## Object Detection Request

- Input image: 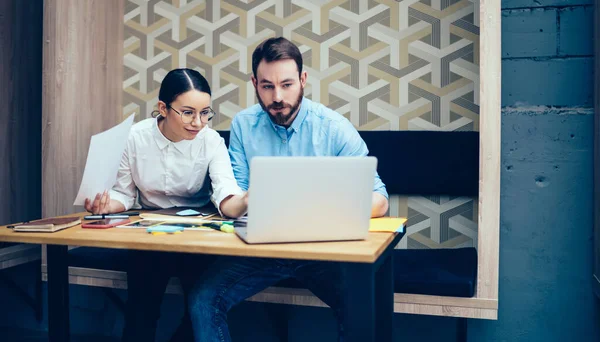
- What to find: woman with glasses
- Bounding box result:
[84,68,248,342]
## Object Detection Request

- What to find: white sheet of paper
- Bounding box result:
[73,114,135,205]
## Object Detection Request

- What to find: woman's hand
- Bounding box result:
[84,191,113,214]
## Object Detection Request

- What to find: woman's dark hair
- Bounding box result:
[252,37,303,79]
[156,68,211,110]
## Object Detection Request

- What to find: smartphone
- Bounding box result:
[82,218,130,229]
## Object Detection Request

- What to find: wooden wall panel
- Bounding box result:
[42,0,124,217]
[0,0,43,229]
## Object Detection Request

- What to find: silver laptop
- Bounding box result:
[235,156,377,244]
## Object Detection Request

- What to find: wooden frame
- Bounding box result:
[37,0,502,320]
[475,0,501,315]
[221,0,502,319]
[40,266,497,319]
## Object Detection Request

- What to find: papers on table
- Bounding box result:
[117,219,214,231]
[73,114,135,206]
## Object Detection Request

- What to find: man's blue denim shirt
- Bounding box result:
[228,97,388,198]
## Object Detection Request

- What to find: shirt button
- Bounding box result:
[282,139,287,143]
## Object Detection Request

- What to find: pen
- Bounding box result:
[150,231,182,235]
[203,220,233,225]
[84,215,129,220]
[202,222,235,233]
[7,221,29,229]
[119,211,140,216]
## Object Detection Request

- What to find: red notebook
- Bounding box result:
[13,217,81,233]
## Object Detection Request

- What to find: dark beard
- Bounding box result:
[257,87,304,127]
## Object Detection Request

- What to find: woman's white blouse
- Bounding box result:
[109,117,243,212]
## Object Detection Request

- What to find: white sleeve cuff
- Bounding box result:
[109,189,135,211]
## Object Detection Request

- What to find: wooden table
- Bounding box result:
[0,213,405,342]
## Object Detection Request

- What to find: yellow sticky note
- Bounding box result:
[369,217,407,233]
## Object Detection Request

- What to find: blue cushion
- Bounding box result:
[217,130,479,196]
[68,247,129,272]
[393,247,477,297]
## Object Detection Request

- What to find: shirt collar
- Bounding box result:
[266,97,309,133]
[152,117,195,155]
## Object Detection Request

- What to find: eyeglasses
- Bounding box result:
[168,106,215,124]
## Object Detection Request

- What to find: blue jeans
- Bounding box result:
[188,256,346,342]
[122,250,216,342]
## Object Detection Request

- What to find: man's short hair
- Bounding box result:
[252,37,303,79]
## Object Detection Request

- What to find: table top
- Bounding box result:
[0,213,399,263]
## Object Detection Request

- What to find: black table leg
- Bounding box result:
[375,253,394,342]
[35,259,43,322]
[47,245,69,342]
[342,262,375,342]
[342,232,404,342]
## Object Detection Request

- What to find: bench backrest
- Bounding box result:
[216,130,479,196]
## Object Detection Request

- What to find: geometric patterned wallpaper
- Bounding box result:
[390,195,478,249]
[122,0,480,249]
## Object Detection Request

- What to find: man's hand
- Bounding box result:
[371,192,389,218]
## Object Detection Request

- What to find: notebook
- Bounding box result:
[369,217,407,233]
[13,217,81,233]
